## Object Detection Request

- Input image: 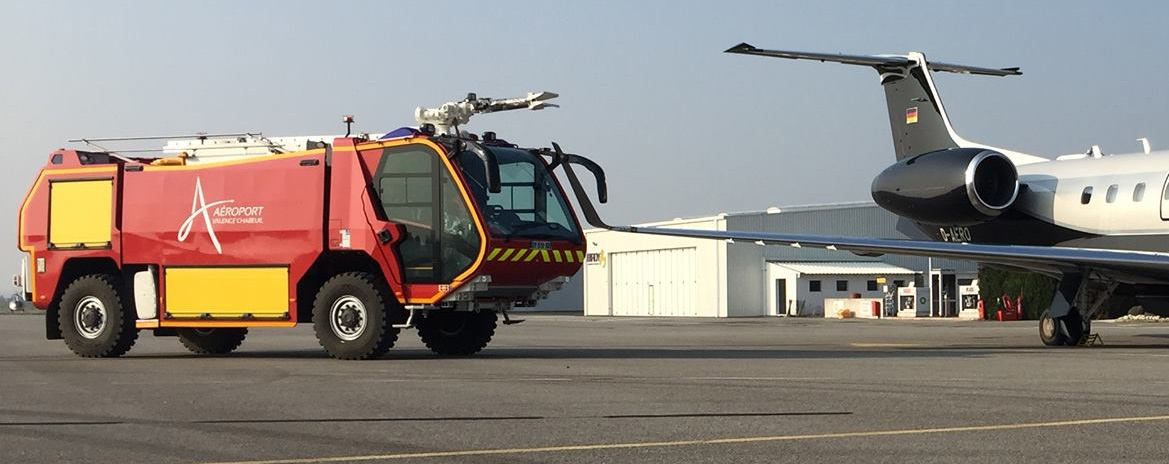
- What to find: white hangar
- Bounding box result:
[579,202,979,318]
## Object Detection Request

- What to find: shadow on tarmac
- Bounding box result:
[124,346,1014,361]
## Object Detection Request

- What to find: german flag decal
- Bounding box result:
[905,107,919,124]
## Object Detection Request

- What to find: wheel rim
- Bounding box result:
[74,296,107,340]
[330,296,367,341]
[1040,314,1057,339]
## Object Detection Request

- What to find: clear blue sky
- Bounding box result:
[2,0,1167,275]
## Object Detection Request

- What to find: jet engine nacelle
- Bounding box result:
[871,148,1019,226]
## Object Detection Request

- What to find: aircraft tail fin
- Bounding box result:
[725,43,1022,161]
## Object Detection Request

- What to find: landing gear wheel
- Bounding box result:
[1060,311,1088,346]
[1039,310,1067,346]
[312,272,400,360]
[177,328,247,355]
[417,311,497,356]
[58,274,138,358]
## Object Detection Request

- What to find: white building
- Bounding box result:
[581,203,978,318]
[767,261,917,317]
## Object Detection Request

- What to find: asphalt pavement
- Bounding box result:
[3,313,1169,463]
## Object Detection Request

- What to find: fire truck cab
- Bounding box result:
[16,91,605,360]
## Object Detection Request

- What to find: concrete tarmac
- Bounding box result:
[3,314,1169,463]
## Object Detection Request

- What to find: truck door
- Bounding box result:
[374,144,482,283]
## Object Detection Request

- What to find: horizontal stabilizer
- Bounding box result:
[725,43,1021,77]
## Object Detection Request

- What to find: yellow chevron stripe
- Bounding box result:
[511,249,528,262]
[498,248,515,261]
[577,250,585,262]
[565,250,574,263]
[486,248,502,261]
[525,250,540,262]
[540,250,550,262]
[552,250,563,262]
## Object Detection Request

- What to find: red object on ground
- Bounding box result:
[998,294,1024,321]
[996,310,1019,321]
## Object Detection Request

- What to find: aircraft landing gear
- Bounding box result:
[1043,272,1114,347]
[1040,309,1089,346]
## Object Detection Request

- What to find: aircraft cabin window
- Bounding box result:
[1081,186,1093,204]
[1106,185,1119,203]
[1134,183,1146,202]
[809,280,821,292]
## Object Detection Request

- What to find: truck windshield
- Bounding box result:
[455,147,581,243]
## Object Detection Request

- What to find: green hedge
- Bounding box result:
[977,266,1057,320]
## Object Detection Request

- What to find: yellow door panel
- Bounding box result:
[49,179,113,248]
[165,267,289,319]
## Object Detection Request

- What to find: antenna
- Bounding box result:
[342,115,355,137]
[1138,137,1152,155]
[415,91,559,135]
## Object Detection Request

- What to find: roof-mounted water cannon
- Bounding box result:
[414,91,559,136]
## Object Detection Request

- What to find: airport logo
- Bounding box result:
[178,177,264,254]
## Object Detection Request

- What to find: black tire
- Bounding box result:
[1039,310,1066,346]
[177,328,247,355]
[311,272,400,360]
[1061,311,1088,347]
[57,274,138,358]
[417,311,497,356]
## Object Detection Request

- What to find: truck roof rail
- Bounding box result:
[67,132,262,143]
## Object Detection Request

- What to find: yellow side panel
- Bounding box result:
[165,267,289,319]
[49,179,113,248]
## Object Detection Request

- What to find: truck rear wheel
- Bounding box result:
[417,311,497,356]
[312,272,400,360]
[58,274,138,358]
[177,328,247,355]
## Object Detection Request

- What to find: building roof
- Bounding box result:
[769,261,918,275]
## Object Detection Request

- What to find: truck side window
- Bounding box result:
[376,145,480,283]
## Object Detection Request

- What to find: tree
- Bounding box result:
[977,266,1057,320]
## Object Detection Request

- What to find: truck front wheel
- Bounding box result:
[177,328,247,355]
[311,272,400,360]
[58,274,138,358]
[417,311,497,356]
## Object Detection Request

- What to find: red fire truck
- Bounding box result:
[15,92,607,360]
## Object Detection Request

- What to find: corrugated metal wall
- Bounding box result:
[726,241,766,316]
[725,204,976,273]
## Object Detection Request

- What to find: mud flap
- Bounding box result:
[45,302,62,340]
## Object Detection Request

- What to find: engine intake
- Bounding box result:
[871,148,1019,226]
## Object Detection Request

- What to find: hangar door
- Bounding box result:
[609,248,698,316]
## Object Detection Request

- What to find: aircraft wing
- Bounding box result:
[556,152,1169,280]
[591,225,1169,278]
